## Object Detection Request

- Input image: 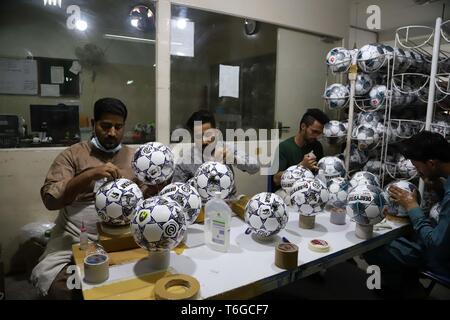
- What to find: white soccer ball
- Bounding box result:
[324,83,349,109]
[346,184,387,225]
[396,156,417,179]
[324,120,347,138]
[429,203,441,224]
[354,123,380,149]
[194,161,234,202]
[326,47,352,73]
[355,73,374,96]
[95,178,143,225]
[244,192,289,238]
[317,156,346,181]
[431,121,450,138]
[349,144,370,168]
[385,180,421,217]
[281,165,315,194]
[369,85,387,109]
[159,182,202,225]
[357,44,386,73]
[326,177,350,208]
[290,178,329,216]
[395,48,411,72]
[349,171,380,188]
[132,142,174,185]
[131,196,186,251]
[357,111,380,127]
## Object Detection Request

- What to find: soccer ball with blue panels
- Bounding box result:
[159,182,202,225]
[194,161,234,202]
[346,184,387,225]
[132,142,174,185]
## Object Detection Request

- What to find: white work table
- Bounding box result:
[78,210,410,299]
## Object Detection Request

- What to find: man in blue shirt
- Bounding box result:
[364,131,450,298]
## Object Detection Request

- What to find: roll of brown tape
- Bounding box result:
[154,274,200,300]
[275,243,298,270]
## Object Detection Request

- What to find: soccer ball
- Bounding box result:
[346,184,387,225]
[324,83,349,109]
[244,192,289,238]
[349,171,380,188]
[395,48,411,72]
[355,73,374,96]
[326,47,352,73]
[326,177,350,208]
[159,182,202,225]
[363,160,382,175]
[357,43,386,73]
[429,203,441,224]
[348,143,369,168]
[431,121,450,137]
[187,177,197,189]
[317,156,346,181]
[281,165,315,194]
[397,156,417,178]
[95,178,143,225]
[385,180,421,217]
[290,178,329,216]
[194,161,234,202]
[132,142,174,185]
[369,85,387,109]
[391,88,405,107]
[131,196,186,251]
[354,123,380,149]
[410,51,424,73]
[323,120,347,138]
[357,111,380,127]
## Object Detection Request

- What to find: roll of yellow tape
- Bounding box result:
[154,274,200,300]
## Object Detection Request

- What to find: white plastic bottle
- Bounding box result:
[204,192,231,252]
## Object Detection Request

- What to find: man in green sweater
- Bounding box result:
[364,131,450,298]
[272,108,330,189]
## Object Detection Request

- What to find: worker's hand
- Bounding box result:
[389,185,419,211]
[300,153,318,171]
[91,162,122,181]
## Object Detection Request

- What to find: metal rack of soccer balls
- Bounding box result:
[323,17,450,223]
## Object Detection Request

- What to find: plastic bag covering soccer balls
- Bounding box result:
[326,47,352,73]
[131,196,186,251]
[324,83,349,109]
[290,178,329,216]
[95,178,143,225]
[317,156,346,181]
[324,120,347,138]
[357,43,386,73]
[346,184,387,226]
[349,171,380,189]
[194,161,234,202]
[159,182,202,225]
[132,142,174,185]
[385,180,421,217]
[281,165,315,194]
[326,177,350,208]
[244,192,289,238]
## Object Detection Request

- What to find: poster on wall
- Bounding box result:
[0,58,38,95]
[219,64,239,98]
[170,19,194,57]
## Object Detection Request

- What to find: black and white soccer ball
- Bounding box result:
[317,156,346,181]
[369,85,387,109]
[396,155,417,178]
[357,43,386,73]
[132,142,174,185]
[357,111,380,127]
[391,88,405,107]
[385,180,421,217]
[324,83,349,109]
[326,177,350,208]
[349,171,380,188]
[348,143,370,169]
[281,165,315,195]
[354,123,380,149]
[159,182,202,225]
[355,73,374,96]
[187,177,197,189]
[409,51,424,73]
[194,161,234,202]
[95,178,143,226]
[326,47,352,73]
[395,48,411,72]
[131,196,186,251]
[244,192,289,239]
[346,184,387,225]
[363,159,382,175]
[323,120,347,138]
[431,121,450,138]
[290,178,329,216]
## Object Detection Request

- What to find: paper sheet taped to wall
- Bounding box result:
[0,58,38,95]
[219,64,239,98]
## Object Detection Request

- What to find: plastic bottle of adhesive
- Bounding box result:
[204,192,231,252]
